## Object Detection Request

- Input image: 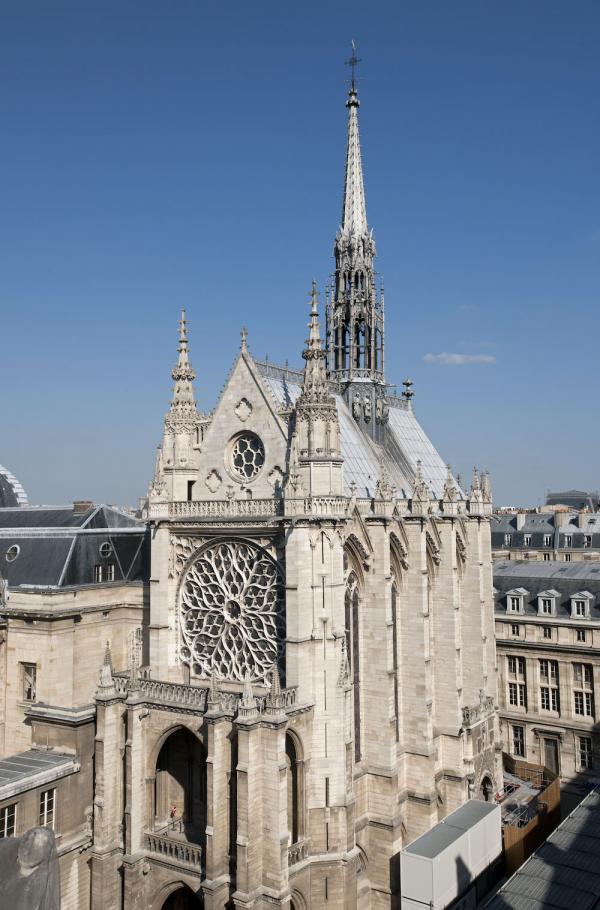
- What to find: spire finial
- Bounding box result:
[240,326,248,352]
[345,40,361,93]
[179,307,188,345]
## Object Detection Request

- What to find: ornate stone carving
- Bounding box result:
[352,392,362,419]
[179,539,285,682]
[169,536,197,579]
[267,466,284,488]
[363,394,372,422]
[230,433,265,481]
[205,470,222,494]
[234,397,253,422]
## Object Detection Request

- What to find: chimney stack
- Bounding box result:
[73,500,94,515]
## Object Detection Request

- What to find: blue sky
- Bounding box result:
[1,1,599,508]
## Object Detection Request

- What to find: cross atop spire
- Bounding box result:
[345,40,361,92]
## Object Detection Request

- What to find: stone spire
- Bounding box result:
[341,84,368,239]
[327,60,385,388]
[165,309,201,434]
[98,641,116,695]
[301,282,329,401]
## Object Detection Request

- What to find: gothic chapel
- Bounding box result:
[91,74,500,910]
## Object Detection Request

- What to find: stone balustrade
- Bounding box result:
[288,840,309,866]
[145,831,202,870]
[462,694,495,728]
[150,498,283,521]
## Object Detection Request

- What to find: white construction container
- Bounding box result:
[400,800,501,910]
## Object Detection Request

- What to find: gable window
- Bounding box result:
[21,663,36,702]
[39,789,55,830]
[0,803,16,838]
[540,599,552,614]
[571,594,592,618]
[509,597,520,612]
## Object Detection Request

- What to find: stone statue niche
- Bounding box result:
[0,826,60,909]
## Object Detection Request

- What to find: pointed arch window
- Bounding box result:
[285,733,304,845]
[391,574,400,742]
[345,570,361,762]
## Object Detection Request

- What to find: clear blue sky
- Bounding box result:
[1,1,599,508]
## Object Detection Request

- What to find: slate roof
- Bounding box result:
[258,365,450,499]
[485,788,600,910]
[494,561,600,621]
[0,464,28,508]
[0,504,149,589]
[492,512,600,550]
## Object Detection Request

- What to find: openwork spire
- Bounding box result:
[164,308,201,434]
[327,54,384,386]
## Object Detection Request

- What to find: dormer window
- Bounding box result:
[585,535,592,548]
[565,535,573,547]
[537,590,559,617]
[524,535,532,547]
[504,534,512,547]
[571,591,593,619]
[506,588,528,614]
[544,534,553,547]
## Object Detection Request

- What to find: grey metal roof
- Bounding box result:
[0,748,79,801]
[494,561,600,621]
[259,367,450,499]
[0,505,148,590]
[404,818,465,858]
[486,789,600,910]
[492,511,600,550]
[0,464,28,508]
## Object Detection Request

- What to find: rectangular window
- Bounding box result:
[544,535,553,547]
[543,552,551,561]
[39,789,55,830]
[540,686,559,712]
[579,736,593,769]
[509,596,521,612]
[0,804,16,838]
[565,535,572,547]
[585,535,592,548]
[524,535,532,546]
[574,600,586,617]
[511,624,520,636]
[565,554,572,562]
[508,656,517,675]
[94,564,102,583]
[577,629,587,643]
[509,682,518,706]
[543,626,552,639]
[504,534,512,546]
[105,563,115,581]
[21,663,37,702]
[540,598,553,614]
[512,725,525,757]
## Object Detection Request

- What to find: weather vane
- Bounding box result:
[345,40,361,91]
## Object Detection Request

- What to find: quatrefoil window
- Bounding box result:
[229,432,265,481]
[179,539,285,681]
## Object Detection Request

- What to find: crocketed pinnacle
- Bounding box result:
[301,282,328,399]
[165,308,200,430]
[341,86,368,238]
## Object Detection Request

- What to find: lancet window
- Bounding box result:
[345,565,362,762]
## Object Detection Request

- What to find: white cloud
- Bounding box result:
[423,352,497,366]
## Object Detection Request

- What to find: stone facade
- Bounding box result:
[83,80,500,910]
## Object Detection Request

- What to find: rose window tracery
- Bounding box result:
[230,433,265,481]
[179,539,285,681]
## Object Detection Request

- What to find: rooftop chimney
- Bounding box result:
[73,500,94,515]
[553,509,570,529]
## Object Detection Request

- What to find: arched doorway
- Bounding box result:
[479,776,493,802]
[160,885,203,910]
[154,728,207,845]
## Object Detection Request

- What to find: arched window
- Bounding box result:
[345,570,361,762]
[286,733,303,844]
[391,576,400,742]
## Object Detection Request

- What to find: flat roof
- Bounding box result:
[0,749,79,801]
[403,799,498,859]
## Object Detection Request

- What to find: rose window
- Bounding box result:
[230,433,265,481]
[179,539,285,681]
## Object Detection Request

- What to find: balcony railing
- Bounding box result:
[145,831,203,870]
[288,840,309,866]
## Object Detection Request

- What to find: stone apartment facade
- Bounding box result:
[1,75,500,910]
[492,509,600,563]
[495,560,600,786]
